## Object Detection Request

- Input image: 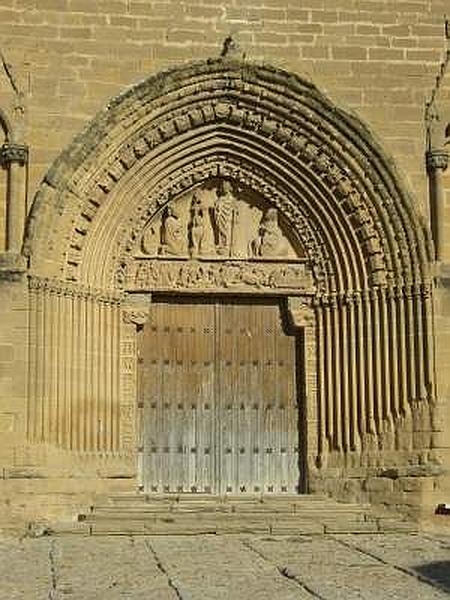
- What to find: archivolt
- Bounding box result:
[25,59,432,292]
[24,59,437,465]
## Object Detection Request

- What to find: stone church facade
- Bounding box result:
[0,1,449,526]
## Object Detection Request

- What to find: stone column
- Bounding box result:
[122,294,152,491]
[426,148,448,261]
[0,142,28,254]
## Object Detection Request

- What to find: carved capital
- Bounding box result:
[287,296,315,328]
[352,290,362,305]
[426,148,449,172]
[0,143,28,166]
[420,282,432,299]
[122,294,152,326]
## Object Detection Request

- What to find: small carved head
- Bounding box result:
[263,208,279,223]
[218,179,233,196]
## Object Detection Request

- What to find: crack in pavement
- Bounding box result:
[331,535,450,595]
[144,539,184,600]
[241,538,326,600]
[48,539,58,600]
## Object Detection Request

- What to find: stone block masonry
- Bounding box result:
[0,0,449,527]
[0,0,447,234]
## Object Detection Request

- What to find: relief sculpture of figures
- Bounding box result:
[128,259,312,291]
[139,184,298,261]
[250,208,289,258]
[213,180,236,256]
[159,204,185,256]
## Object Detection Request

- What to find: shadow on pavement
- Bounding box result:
[413,561,450,593]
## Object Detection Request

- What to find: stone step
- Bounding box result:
[89,511,370,521]
[73,513,381,536]
[106,493,332,505]
[89,500,368,515]
[101,494,367,512]
[65,494,417,536]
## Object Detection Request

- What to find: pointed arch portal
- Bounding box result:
[24,58,436,496]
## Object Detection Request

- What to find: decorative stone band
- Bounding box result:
[0,142,28,166]
[28,274,123,304]
[316,282,432,307]
[426,148,449,172]
[124,258,314,294]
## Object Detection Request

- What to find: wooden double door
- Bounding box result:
[139,296,302,495]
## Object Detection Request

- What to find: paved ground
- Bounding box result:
[1,533,449,599]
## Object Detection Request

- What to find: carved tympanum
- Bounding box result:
[138,179,301,262]
[126,179,309,293]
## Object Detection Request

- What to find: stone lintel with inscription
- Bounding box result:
[126,257,314,294]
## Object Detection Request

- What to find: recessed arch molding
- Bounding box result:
[23,59,439,493]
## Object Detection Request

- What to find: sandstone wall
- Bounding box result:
[0,0,449,524]
[0,1,446,223]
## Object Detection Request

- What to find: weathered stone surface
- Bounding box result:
[0,2,449,528]
[248,535,450,600]
[0,533,449,599]
[0,537,51,600]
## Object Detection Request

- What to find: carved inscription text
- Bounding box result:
[127,258,313,293]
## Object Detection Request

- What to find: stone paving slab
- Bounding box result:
[339,533,450,593]
[248,535,450,600]
[0,533,449,599]
[149,535,307,599]
[51,537,178,600]
[0,537,51,600]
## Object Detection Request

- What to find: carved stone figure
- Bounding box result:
[141,224,159,255]
[213,180,235,256]
[250,208,288,258]
[189,193,205,256]
[159,204,185,256]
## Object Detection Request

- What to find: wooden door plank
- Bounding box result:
[141,295,301,496]
[216,298,300,496]
[142,299,216,494]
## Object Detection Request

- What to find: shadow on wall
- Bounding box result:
[413,561,450,593]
